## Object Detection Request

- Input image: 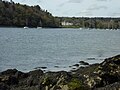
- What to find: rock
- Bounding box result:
[26,70,44,86]
[40,67,47,69]
[0,55,120,90]
[73,64,79,67]
[0,83,9,90]
[0,69,18,76]
[72,68,76,70]
[0,75,18,85]
[15,71,29,79]
[87,58,96,60]
[85,55,120,89]
[29,69,43,76]
[34,67,47,70]
[54,66,59,68]
[50,85,61,90]
[79,61,89,65]
[95,82,120,90]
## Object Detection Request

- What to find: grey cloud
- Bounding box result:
[87,5,108,11]
[37,0,42,2]
[37,0,42,3]
[21,0,42,3]
[62,10,69,14]
[68,0,83,3]
[97,0,107,1]
[77,10,93,16]
[111,12,120,16]
[97,0,111,1]
[59,2,66,7]
[77,5,108,16]
[21,0,26,2]
[58,0,83,7]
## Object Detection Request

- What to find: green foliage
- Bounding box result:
[42,77,51,86]
[0,1,60,27]
[68,78,84,90]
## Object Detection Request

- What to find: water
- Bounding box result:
[0,28,120,72]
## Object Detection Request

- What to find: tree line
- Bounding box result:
[56,17,120,29]
[0,0,60,28]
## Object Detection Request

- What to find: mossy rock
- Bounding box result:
[68,78,84,90]
[42,77,51,86]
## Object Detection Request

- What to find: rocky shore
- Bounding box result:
[0,55,120,90]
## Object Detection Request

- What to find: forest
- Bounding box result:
[0,0,60,28]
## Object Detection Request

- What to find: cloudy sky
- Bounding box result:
[10,0,120,17]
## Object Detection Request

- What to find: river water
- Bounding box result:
[0,28,120,72]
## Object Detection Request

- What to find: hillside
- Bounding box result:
[0,0,60,28]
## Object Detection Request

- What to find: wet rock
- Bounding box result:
[34,67,47,70]
[87,58,96,60]
[40,67,47,69]
[72,68,76,70]
[54,66,59,68]
[73,64,79,67]
[79,61,89,65]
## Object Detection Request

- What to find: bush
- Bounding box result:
[68,78,84,90]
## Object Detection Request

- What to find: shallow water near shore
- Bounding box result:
[0,28,120,72]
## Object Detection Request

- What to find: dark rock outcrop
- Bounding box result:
[79,61,89,65]
[82,55,120,89]
[0,55,120,90]
[95,82,120,90]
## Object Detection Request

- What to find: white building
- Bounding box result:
[61,21,73,26]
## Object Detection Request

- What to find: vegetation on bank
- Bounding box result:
[68,78,84,90]
[0,0,60,28]
[56,17,120,29]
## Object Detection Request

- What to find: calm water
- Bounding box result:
[0,28,120,72]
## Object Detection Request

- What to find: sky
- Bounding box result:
[8,0,120,17]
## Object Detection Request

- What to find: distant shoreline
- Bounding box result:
[0,27,120,30]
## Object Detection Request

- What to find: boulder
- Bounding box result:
[79,61,89,65]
